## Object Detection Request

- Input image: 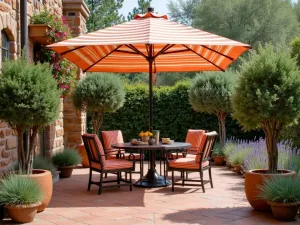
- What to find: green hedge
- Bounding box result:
[88,81,264,142]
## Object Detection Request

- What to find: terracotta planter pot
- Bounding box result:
[23,169,52,213]
[78,144,89,168]
[267,201,300,221]
[58,166,74,178]
[245,169,296,212]
[28,24,51,45]
[233,165,243,175]
[142,136,150,142]
[213,156,225,166]
[6,203,41,223]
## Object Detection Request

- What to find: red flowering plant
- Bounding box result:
[31,10,77,96]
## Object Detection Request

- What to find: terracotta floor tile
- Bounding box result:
[3,164,299,225]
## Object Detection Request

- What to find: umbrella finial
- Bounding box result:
[147,7,154,13]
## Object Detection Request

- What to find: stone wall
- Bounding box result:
[62,0,89,149]
[0,0,89,172]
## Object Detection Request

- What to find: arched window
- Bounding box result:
[1,30,10,62]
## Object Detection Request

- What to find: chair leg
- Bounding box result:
[117,172,120,187]
[130,172,132,191]
[200,171,205,193]
[209,167,213,188]
[98,172,104,195]
[172,170,174,192]
[88,168,92,191]
[182,172,185,186]
[186,171,188,179]
[105,173,107,178]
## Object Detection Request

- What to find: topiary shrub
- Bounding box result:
[232,44,300,173]
[189,71,236,148]
[0,56,61,174]
[72,73,125,134]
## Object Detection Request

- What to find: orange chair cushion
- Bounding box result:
[185,129,205,153]
[101,130,124,150]
[169,158,209,169]
[91,159,133,170]
[195,134,208,163]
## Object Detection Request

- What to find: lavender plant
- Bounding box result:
[243,139,300,172]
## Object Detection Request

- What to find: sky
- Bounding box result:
[119,0,169,17]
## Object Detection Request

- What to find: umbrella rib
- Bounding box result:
[153,44,175,59]
[115,50,139,54]
[83,45,123,72]
[201,45,234,61]
[59,46,86,56]
[182,44,225,72]
[125,44,147,59]
[161,49,190,55]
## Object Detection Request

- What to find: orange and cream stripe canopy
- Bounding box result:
[47,11,250,73]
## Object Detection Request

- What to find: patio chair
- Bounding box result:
[82,133,135,195]
[166,129,205,159]
[101,130,144,178]
[167,131,218,192]
[101,130,143,160]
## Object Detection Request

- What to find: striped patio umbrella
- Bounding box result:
[47,8,250,131]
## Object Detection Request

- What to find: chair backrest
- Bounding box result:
[101,130,124,151]
[82,133,106,165]
[195,131,218,163]
[185,129,205,153]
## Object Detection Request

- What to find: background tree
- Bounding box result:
[72,73,125,134]
[189,71,236,148]
[127,0,152,21]
[167,0,198,25]
[232,44,300,173]
[85,0,124,31]
[0,57,61,174]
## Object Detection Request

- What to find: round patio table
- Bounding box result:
[111,142,191,188]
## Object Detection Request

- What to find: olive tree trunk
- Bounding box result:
[262,121,283,174]
[91,110,104,135]
[17,126,40,174]
[216,112,227,149]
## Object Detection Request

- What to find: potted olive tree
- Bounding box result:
[52,149,81,178]
[0,55,61,212]
[72,73,125,166]
[0,175,43,223]
[258,176,300,221]
[189,71,235,149]
[232,44,300,211]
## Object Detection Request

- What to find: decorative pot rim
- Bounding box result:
[267,201,300,207]
[213,155,225,158]
[246,169,296,175]
[5,202,41,209]
[19,169,51,177]
[29,24,50,28]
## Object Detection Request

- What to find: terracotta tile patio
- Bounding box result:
[1,163,299,225]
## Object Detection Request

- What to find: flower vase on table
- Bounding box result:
[139,131,153,143]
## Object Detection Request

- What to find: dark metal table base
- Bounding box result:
[134,168,171,187]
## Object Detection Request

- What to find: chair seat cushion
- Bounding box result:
[169,158,209,169]
[106,153,143,160]
[91,159,133,170]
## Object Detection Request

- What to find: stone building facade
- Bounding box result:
[0,0,89,172]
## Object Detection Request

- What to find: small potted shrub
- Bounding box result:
[228,147,253,175]
[52,149,81,178]
[212,148,226,166]
[258,176,300,221]
[0,175,42,223]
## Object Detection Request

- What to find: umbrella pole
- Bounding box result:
[149,59,153,132]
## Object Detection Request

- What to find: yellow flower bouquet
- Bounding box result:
[139,131,153,142]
